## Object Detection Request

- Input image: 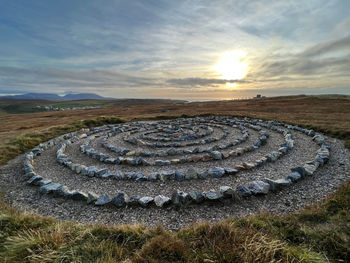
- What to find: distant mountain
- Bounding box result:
[62,93,106,100]
[1,92,112,101]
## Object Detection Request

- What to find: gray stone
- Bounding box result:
[303,164,317,175]
[138,196,154,207]
[95,168,108,177]
[220,186,235,198]
[287,172,302,182]
[208,167,225,178]
[166,147,177,155]
[248,181,270,195]
[95,194,111,205]
[87,192,99,204]
[154,195,171,207]
[224,168,239,175]
[189,191,204,203]
[148,172,159,181]
[135,172,147,181]
[171,190,191,206]
[291,167,306,177]
[127,195,141,206]
[111,192,129,207]
[175,170,185,181]
[112,170,124,180]
[236,185,252,197]
[37,179,52,186]
[39,183,63,195]
[70,191,88,201]
[185,168,198,180]
[160,170,175,181]
[27,175,42,185]
[87,166,97,177]
[210,151,222,160]
[155,160,171,166]
[204,191,223,201]
[263,178,292,192]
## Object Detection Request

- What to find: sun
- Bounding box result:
[214,50,248,80]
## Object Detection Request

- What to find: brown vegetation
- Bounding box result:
[0,94,349,262]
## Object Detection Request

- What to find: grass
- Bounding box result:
[0,116,125,165]
[0,95,349,262]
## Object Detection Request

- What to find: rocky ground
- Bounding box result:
[0,118,349,230]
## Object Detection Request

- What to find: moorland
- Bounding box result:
[0,94,349,262]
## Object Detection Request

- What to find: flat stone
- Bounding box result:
[87,166,97,177]
[148,172,159,181]
[208,167,225,178]
[234,165,246,171]
[134,172,147,181]
[172,190,191,206]
[291,167,307,177]
[39,183,63,195]
[138,196,154,207]
[220,186,235,198]
[70,191,88,201]
[155,160,171,166]
[210,151,222,160]
[27,175,42,185]
[175,170,185,181]
[112,170,124,180]
[189,191,205,203]
[154,195,171,207]
[303,164,317,175]
[37,179,52,186]
[185,168,198,180]
[95,194,111,206]
[87,192,99,204]
[204,191,223,201]
[236,185,252,197]
[224,168,239,175]
[160,170,175,181]
[127,195,141,206]
[95,168,108,177]
[111,192,129,207]
[248,181,270,195]
[243,162,255,169]
[287,172,302,182]
[263,178,292,192]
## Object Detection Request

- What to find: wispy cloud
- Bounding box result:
[0,0,349,99]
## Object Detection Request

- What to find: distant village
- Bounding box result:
[35,105,102,111]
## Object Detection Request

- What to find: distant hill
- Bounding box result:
[1,92,111,101]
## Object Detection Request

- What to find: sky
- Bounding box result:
[0,0,349,100]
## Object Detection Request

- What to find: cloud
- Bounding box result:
[167,78,248,87]
[301,35,350,57]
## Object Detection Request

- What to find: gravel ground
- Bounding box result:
[0,123,349,230]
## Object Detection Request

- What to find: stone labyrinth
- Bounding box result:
[24,116,331,209]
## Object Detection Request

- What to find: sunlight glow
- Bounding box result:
[225,82,236,89]
[214,51,248,81]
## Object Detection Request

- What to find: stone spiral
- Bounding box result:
[23,116,330,208]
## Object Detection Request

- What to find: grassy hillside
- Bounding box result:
[0,98,185,114]
[0,95,349,262]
